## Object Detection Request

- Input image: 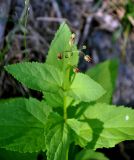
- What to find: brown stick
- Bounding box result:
[51,0,62,18]
[37,17,66,23]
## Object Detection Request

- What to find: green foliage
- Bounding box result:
[46,22,79,71]
[68,73,105,102]
[67,119,92,147]
[0,148,37,160]
[0,22,134,160]
[75,149,109,160]
[86,59,119,103]
[78,103,134,149]
[5,62,63,94]
[122,0,134,29]
[44,91,64,108]
[46,123,70,160]
[0,98,47,153]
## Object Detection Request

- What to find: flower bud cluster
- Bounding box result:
[57,33,92,73]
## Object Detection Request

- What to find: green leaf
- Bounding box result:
[0,148,37,160]
[46,22,79,70]
[44,92,74,108]
[45,113,71,160]
[67,73,106,102]
[67,119,92,147]
[5,62,63,94]
[79,103,134,149]
[75,149,109,160]
[0,98,48,152]
[26,97,52,124]
[43,90,64,108]
[86,59,119,103]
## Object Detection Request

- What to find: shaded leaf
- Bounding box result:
[67,119,92,147]
[79,103,134,149]
[86,59,119,103]
[0,148,37,160]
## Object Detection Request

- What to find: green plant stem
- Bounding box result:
[66,147,69,160]
[23,30,27,53]
[121,24,130,62]
[20,0,30,25]
[63,65,71,122]
[63,66,71,90]
[63,95,67,122]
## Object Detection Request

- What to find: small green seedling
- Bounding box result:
[0,23,134,160]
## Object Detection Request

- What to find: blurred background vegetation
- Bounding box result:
[0,0,134,159]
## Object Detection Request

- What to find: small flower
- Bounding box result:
[82,45,87,50]
[57,53,63,60]
[84,55,92,62]
[73,67,79,73]
[69,33,76,46]
[71,33,75,39]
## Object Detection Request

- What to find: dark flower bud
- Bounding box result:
[57,53,63,60]
[73,67,79,73]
